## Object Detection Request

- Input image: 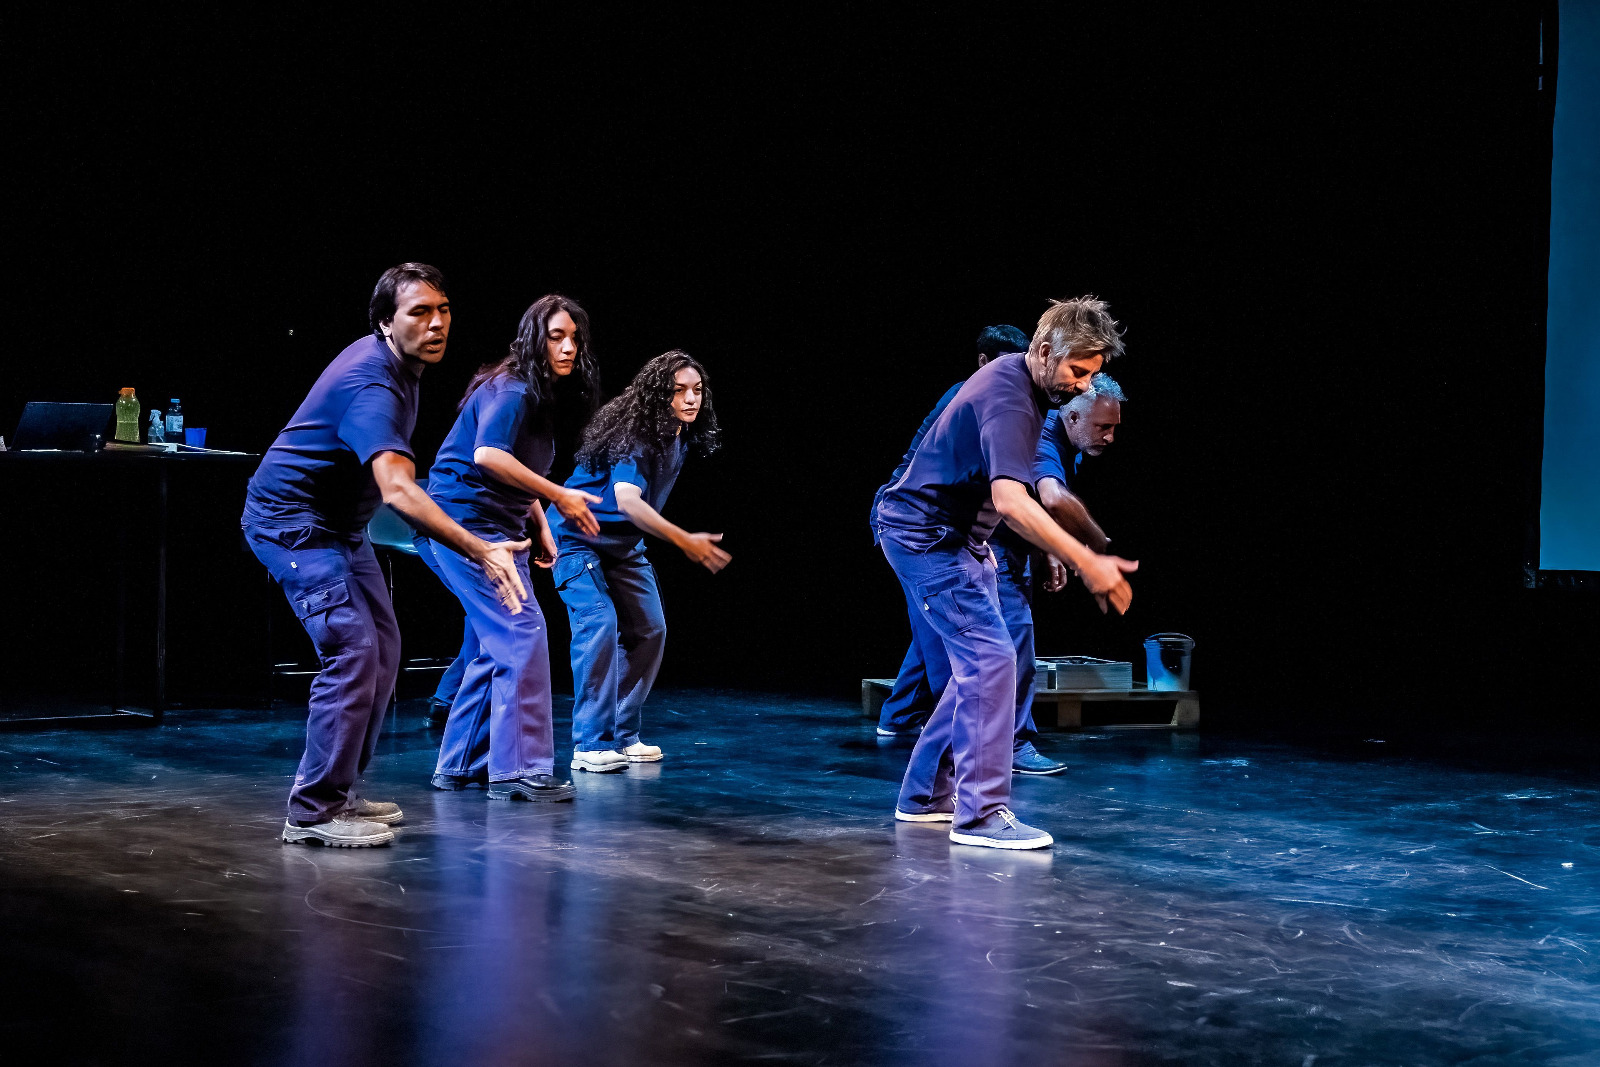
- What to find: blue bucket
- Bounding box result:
[1143,633,1195,691]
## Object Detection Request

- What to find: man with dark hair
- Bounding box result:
[873,325,1073,777]
[873,297,1137,849]
[243,263,530,847]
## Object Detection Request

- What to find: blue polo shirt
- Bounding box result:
[244,334,420,536]
[870,380,964,540]
[874,353,1050,549]
[548,435,688,556]
[1033,408,1085,490]
[426,377,554,541]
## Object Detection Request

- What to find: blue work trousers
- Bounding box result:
[882,530,1016,827]
[244,524,400,825]
[423,538,556,781]
[878,543,1038,750]
[553,544,666,752]
[413,530,476,706]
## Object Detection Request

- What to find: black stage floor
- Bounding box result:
[1,691,1596,1066]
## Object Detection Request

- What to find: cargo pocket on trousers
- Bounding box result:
[553,555,609,615]
[916,571,977,636]
[292,578,370,656]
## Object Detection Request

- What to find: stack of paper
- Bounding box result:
[1034,656,1133,691]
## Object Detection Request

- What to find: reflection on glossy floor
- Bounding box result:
[1,692,1597,1066]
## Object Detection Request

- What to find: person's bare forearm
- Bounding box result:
[992,479,1096,571]
[372,452,487,560]
[614,494,690,549]
[475,446,569,503]
[382,479,486,559]
[1037,478,1108,552]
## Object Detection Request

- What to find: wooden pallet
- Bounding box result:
[860,678,1199,730]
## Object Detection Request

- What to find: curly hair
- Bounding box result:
[576,350,721,469]
[460,294,601,417]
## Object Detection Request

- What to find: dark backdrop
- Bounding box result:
[4,3,1590,733]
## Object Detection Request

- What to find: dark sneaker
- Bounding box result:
[488,773,577,803]
[1012,743,1067,776]
[430,771,488,791]
[426,699,451,728]
[949,808,1053,850]
[281,813,395,848]
[876,723,923,737]
[346,797,403,824]
[895,803,955,823]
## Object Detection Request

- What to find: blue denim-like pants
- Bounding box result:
[552,543,666,752]
[882,529,1016,828]
[422,538,556,781]
[244,524,400,824]
[877,540,1038,751]
[413,530,475,706]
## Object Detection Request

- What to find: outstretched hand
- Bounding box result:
[556,488,604,538]
[1076,553,1138,615]
[682,532,731,574]
[478,539,532,612]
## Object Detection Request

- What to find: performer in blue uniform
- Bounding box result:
[243,263,531,847]
[873,327,1059,774]
[548,350,730,773]
[872,296,1137,849]
[419,294,606,801]
[875,348,1128,781]
[412,300,604,729]
[1034,374,1123,555]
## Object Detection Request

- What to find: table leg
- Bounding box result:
[154,463,167,721]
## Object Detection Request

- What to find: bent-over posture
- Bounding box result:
[242,263,529,847]
[548,350,730,773]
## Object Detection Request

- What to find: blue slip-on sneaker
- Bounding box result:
[1012,743,1068,776]
[488,773,577,803]
[949,808,1053,850]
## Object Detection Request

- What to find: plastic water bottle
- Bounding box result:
[166,398,183,438]
[148,410,166,444]
[115,388,140,443]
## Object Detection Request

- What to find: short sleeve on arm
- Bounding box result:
[339,383,414,465]
[979,407,1042,487]
[474,385,528,453]
[1032,411,1070,486]
[611,454,650,494]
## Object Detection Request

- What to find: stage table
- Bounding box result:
[0,443,259,727]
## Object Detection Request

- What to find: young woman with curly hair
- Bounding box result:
[416,294,605,802]
[547,349,730,773]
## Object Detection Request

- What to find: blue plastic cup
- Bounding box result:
[184,427,207,447]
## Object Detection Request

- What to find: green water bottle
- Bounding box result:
[115,387,140,443]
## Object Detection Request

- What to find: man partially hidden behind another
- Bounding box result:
[872,296,1137,849]
[1033,372,1124,587]
[242,263,529,847]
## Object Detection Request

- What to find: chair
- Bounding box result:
[367,481,459,702]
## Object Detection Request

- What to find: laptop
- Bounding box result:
[12,402,115,451]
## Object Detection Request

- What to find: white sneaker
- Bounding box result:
[622,742,663,763]
[571,749,628,773]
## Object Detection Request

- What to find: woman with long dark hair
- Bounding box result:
[548,350,731,773]
[417,294,603,801]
